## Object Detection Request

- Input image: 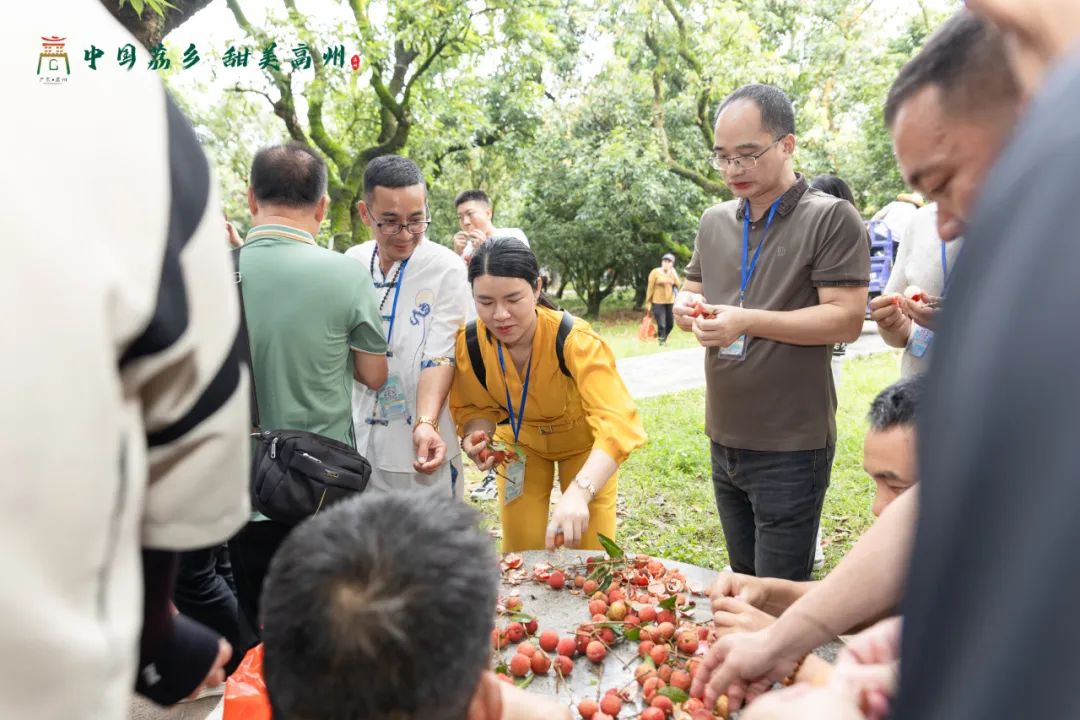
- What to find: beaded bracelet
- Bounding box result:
[782,654,809,686]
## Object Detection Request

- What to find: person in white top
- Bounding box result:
[3,3,250,717]
[869,204,964,377]
[453,189,530,262]
[347,156,469,497]
[870,192,923,251]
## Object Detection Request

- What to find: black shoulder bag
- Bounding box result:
[232,247,372,526]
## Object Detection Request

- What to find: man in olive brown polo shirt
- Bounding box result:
[674,84,869,581]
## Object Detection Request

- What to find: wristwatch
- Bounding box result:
[574,476,596,502]
[416,415,439,432]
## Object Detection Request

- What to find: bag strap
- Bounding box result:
[231,247,262,431]
[555,310,574,379]
[467,310,575,390]
[465,320,487,390]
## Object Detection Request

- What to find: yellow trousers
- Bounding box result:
[494,417,618,552]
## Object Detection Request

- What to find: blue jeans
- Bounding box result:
[710,442,833,581]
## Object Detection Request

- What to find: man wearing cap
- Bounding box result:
[673,84,869,582]
[645,253,681,345]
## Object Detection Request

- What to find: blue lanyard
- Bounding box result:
[741,198,784,306]
[496,342,532,444]
[379,257,409,349]
[940,240,950,284]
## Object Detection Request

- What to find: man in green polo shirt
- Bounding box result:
[674,85,869,582]
[229,143,388,642]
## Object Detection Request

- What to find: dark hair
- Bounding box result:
[261,491,497,720]
[468,237,558,310]
[810,174,856,205]
[885,10,1019,128]
[715,84,796,137]
[868,377,922,432]
[363,155,427,201]
[250,143,327,208]
[454,189,491,209]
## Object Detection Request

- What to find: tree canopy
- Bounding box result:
[115,0,953,317]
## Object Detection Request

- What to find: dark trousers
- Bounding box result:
[173,544,250,674]
[228,519,293,650]
[710,442,833,581]
[651,303,674,342]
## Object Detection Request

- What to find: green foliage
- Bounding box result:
[173,0,955,309]
[119,0,177,18]
[520,60,706,317]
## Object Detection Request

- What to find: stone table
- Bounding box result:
[495,550,841,716]
[199,550,841,720]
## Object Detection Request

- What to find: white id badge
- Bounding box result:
[908,326,934,359]
[718,334,749,361]
[503,457,526,505]
[376,373,410,420]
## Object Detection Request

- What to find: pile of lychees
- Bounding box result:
[491,539,731,719]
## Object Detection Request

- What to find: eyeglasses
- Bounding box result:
[374,219,431,236]
[709,137,785,172]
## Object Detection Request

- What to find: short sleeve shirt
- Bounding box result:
[240,225,386,446]
[883,204,964,377]
[684,177,869,451]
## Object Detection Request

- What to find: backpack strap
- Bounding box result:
[469,311,574,388]
[231,247,261,431]
[465,320,487,390]
[556,310,574,379]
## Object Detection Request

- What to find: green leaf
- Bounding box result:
[597,571,613,593]
[586,563,608,583]
[597,533,625,559]
[658,686,689,704]
[515,673,535,689]
[510,612,535,623]
[624,626,641,641]
[494,662,509,675]
[644,654,656,669]
[658,595,677,611]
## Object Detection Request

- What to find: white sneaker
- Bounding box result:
[469,472,498,501]
[813,527,825,571]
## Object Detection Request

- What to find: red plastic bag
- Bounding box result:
[223,644,271,720]
[636,312,657,342]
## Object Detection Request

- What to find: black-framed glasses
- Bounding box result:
[374,219,432,236]
[709,137,784,172]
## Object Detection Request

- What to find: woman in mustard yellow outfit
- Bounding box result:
[450,239,647,552]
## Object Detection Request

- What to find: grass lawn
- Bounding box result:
[465,351,902,576]
[556,289,699,359]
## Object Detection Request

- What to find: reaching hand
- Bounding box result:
[740,683,864,720]
[711,571,771,610]
[828,617,902,720]
[546,487,591,549]
[690,627,800,711]
[713,596,778,636]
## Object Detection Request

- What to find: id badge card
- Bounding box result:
[909,326,934,359]
[376,373,410,420]
[503,455,527,505]
[718,334,748,361]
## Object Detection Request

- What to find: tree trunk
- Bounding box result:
[102,0,216,48]
[585,285,603,319]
